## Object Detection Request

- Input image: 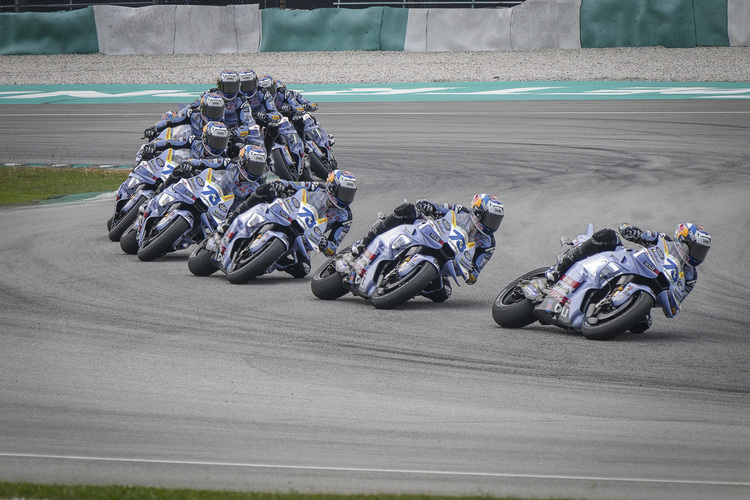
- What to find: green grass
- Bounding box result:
[0,166,130,206]
[0,483,560,500]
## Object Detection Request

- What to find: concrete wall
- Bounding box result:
[94,5,176,55]
[405,9,513,52]
[94,4,260,55]
[511,0,582,49]
[728,0,750,46]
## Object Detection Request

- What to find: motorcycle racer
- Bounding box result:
[139,92,226,157]
[215,169,357,278]
[194,70,246,129]
[545,222,711,332]
[245,74,282,125]
[152,121,232,194]
[349,194,504,302]
[273,78,322,137]
[219,144,270,212]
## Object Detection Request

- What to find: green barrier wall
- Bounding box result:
[693,0,729,46]
[0,6,99,55]
[259,7,407,52]
[379,7,409,51]
[580,0,729,48]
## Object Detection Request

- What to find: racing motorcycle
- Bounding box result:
[310,210,475,309]
[299,112,337,179]
[121,168,234,261]
[268,116,312,182]
[492,223,686,340]
[187,189,328,283]
[106,148,190,242]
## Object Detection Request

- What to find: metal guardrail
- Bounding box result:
[1,0,524,13]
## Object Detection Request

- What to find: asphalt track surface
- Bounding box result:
[1,101,749,500]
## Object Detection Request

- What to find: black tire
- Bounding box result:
[492,267,548,328]
[108,195,147,242]
[226,237,287,284]
[271,149,295,181]
[119,228,139,255]
[308,153,330,179]
[581,290,655,341]
[311,257,349,300]
[371,260,438,310]
[137,216,191,262]
[187,241,218,276]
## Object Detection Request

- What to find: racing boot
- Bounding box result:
[629,312,652,334]
[545,244,585,284]
[351,209,408,258]
[283,257,311,279]
[420,276,452,303]
[546,228,621,284]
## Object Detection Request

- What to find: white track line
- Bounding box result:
[1,453,748,487]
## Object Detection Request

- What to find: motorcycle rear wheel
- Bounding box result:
[270,149,295,181]
[226,237,286,284]
[311,257,349,300]
[137,216,191,262]
[371,261,438,310]
[108,195,147,242]
[581,290,655,341]
[187,241,218,276]
[492,267,548,328]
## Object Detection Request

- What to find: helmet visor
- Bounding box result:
[242,159,265,179]
[202,103,224,121]
[335,185,357,205]
[481,211,504,232]
[204,132,229,154]
[241,80,257,94]
[220,80,240,97]
[689,242,709,264]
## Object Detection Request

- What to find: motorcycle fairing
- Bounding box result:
[136,168,233,251]
[348,210,474,298]
[218,189,328,274]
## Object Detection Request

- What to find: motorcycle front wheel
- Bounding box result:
[119,228,139,255]
[108,195,147,242]
[137,216,191,262]
[270,149,295,181]
[308,154,330,180]
[371,261,438,310]
[187,240,218,276]
[492,267,548,328]
[226,237,286,284]
[581,290,655,341]
[311,257,349,300]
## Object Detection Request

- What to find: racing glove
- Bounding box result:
[142,126,158,140]
[415,199,439,219]
[141,143,158,160]
[253,182,278,202]
[271,180,298,197]
[618,223,643,242]
[173,162,198,179]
